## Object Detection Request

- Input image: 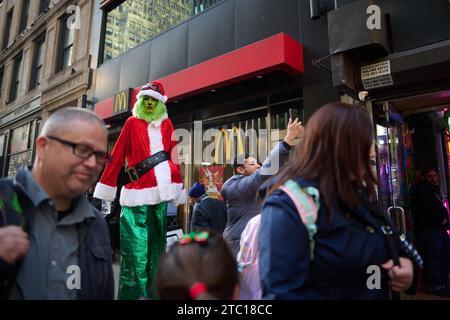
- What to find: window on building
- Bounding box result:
[2,9,14,50]
[102,0,224,63]
[0,66,4,98]
[7,121,36,177]
[9,53,23,102]
[19,0,30,33]
[30,33,46,89]
[39,0,50,14]
[58,14,74,71]
[0,133,5,177]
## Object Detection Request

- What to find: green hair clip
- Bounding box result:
[179,232,209,245]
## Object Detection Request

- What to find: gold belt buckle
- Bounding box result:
[126,167,139,182]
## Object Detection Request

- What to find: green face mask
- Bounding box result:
[133,96,167,122]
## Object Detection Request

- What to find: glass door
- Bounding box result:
[375,102,406,236]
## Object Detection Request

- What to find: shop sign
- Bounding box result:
[361,60,393,90]
[213,127,245,164]
[0,97,40,127]
[113,89,131,115]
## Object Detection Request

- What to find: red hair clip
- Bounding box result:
[189,282,208,299]
[179,232,209,245]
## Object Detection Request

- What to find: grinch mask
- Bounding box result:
[133,96,167,123]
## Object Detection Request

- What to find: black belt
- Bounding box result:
[125,151,169,184]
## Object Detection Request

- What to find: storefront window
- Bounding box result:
[186,101,303,197]
[7,121,35,177]
[103,0,224,63]
[270,100,303,151]
[376,123,404,211]
[189,109,268,199]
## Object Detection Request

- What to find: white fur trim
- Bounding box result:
[93,182,117,201]
[150,114,168,128]
[147,124,173,203]
[136,90,168,103]
[171,188,187,206]
[119,183,185,206]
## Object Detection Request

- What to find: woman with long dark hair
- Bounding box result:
[259,102,414,299]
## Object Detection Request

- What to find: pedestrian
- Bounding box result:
[259,102,414,299]
[411,165,450,297]
[93,81,186,300]
[221,118,303,256]
[0,107,114,300]
[189,182,228,233]
[154,231,239,300]
[188,181,206,213]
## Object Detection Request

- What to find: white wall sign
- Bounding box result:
[361,60,393,90]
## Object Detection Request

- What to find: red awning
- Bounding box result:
[94,32,303,119]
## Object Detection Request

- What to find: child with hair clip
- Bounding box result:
[154,231,239,300]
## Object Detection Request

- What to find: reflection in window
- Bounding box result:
[103,0,224,63]
[59,15,74,71]
[19,0,30,33]
[193,110,268,198]
[376,124,404,212]
[0,65,4,98]
[39,0,50,14]
[2,9,13,50]
[31,33,46,89]
[7,121,35,177]
[9,53,23,102]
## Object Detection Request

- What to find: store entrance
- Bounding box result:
[373,90,450,298]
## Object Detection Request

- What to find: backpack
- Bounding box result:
[236,179,320,300]
[0,178,27,299]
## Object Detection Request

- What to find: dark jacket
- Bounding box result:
[222,141,291,256]
[191,195,227,233]
[410,181,449,232]
[0,169,114,300]
[259,178,401,300]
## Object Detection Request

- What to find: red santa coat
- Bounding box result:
[93,114,186,207]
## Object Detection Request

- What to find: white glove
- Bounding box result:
[101,200,113,217]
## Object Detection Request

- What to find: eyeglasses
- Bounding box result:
[46,135,111,165]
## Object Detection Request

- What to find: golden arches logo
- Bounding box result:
[214,127,245,164]
[114,91,128,113]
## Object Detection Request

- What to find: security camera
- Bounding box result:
[358,91,369,102]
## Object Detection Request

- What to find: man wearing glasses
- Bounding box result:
[0,107,114,300]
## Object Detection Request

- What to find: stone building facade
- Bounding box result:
[0,0,94,176]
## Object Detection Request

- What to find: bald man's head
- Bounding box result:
[32,107,109,205]
[40,107,107,137]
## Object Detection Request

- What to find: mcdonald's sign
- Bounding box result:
[113,88,131,115]
[214,127,245,164]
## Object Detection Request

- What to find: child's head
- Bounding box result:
[154,231,239,300]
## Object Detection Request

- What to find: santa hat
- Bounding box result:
[136,81,168,103]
